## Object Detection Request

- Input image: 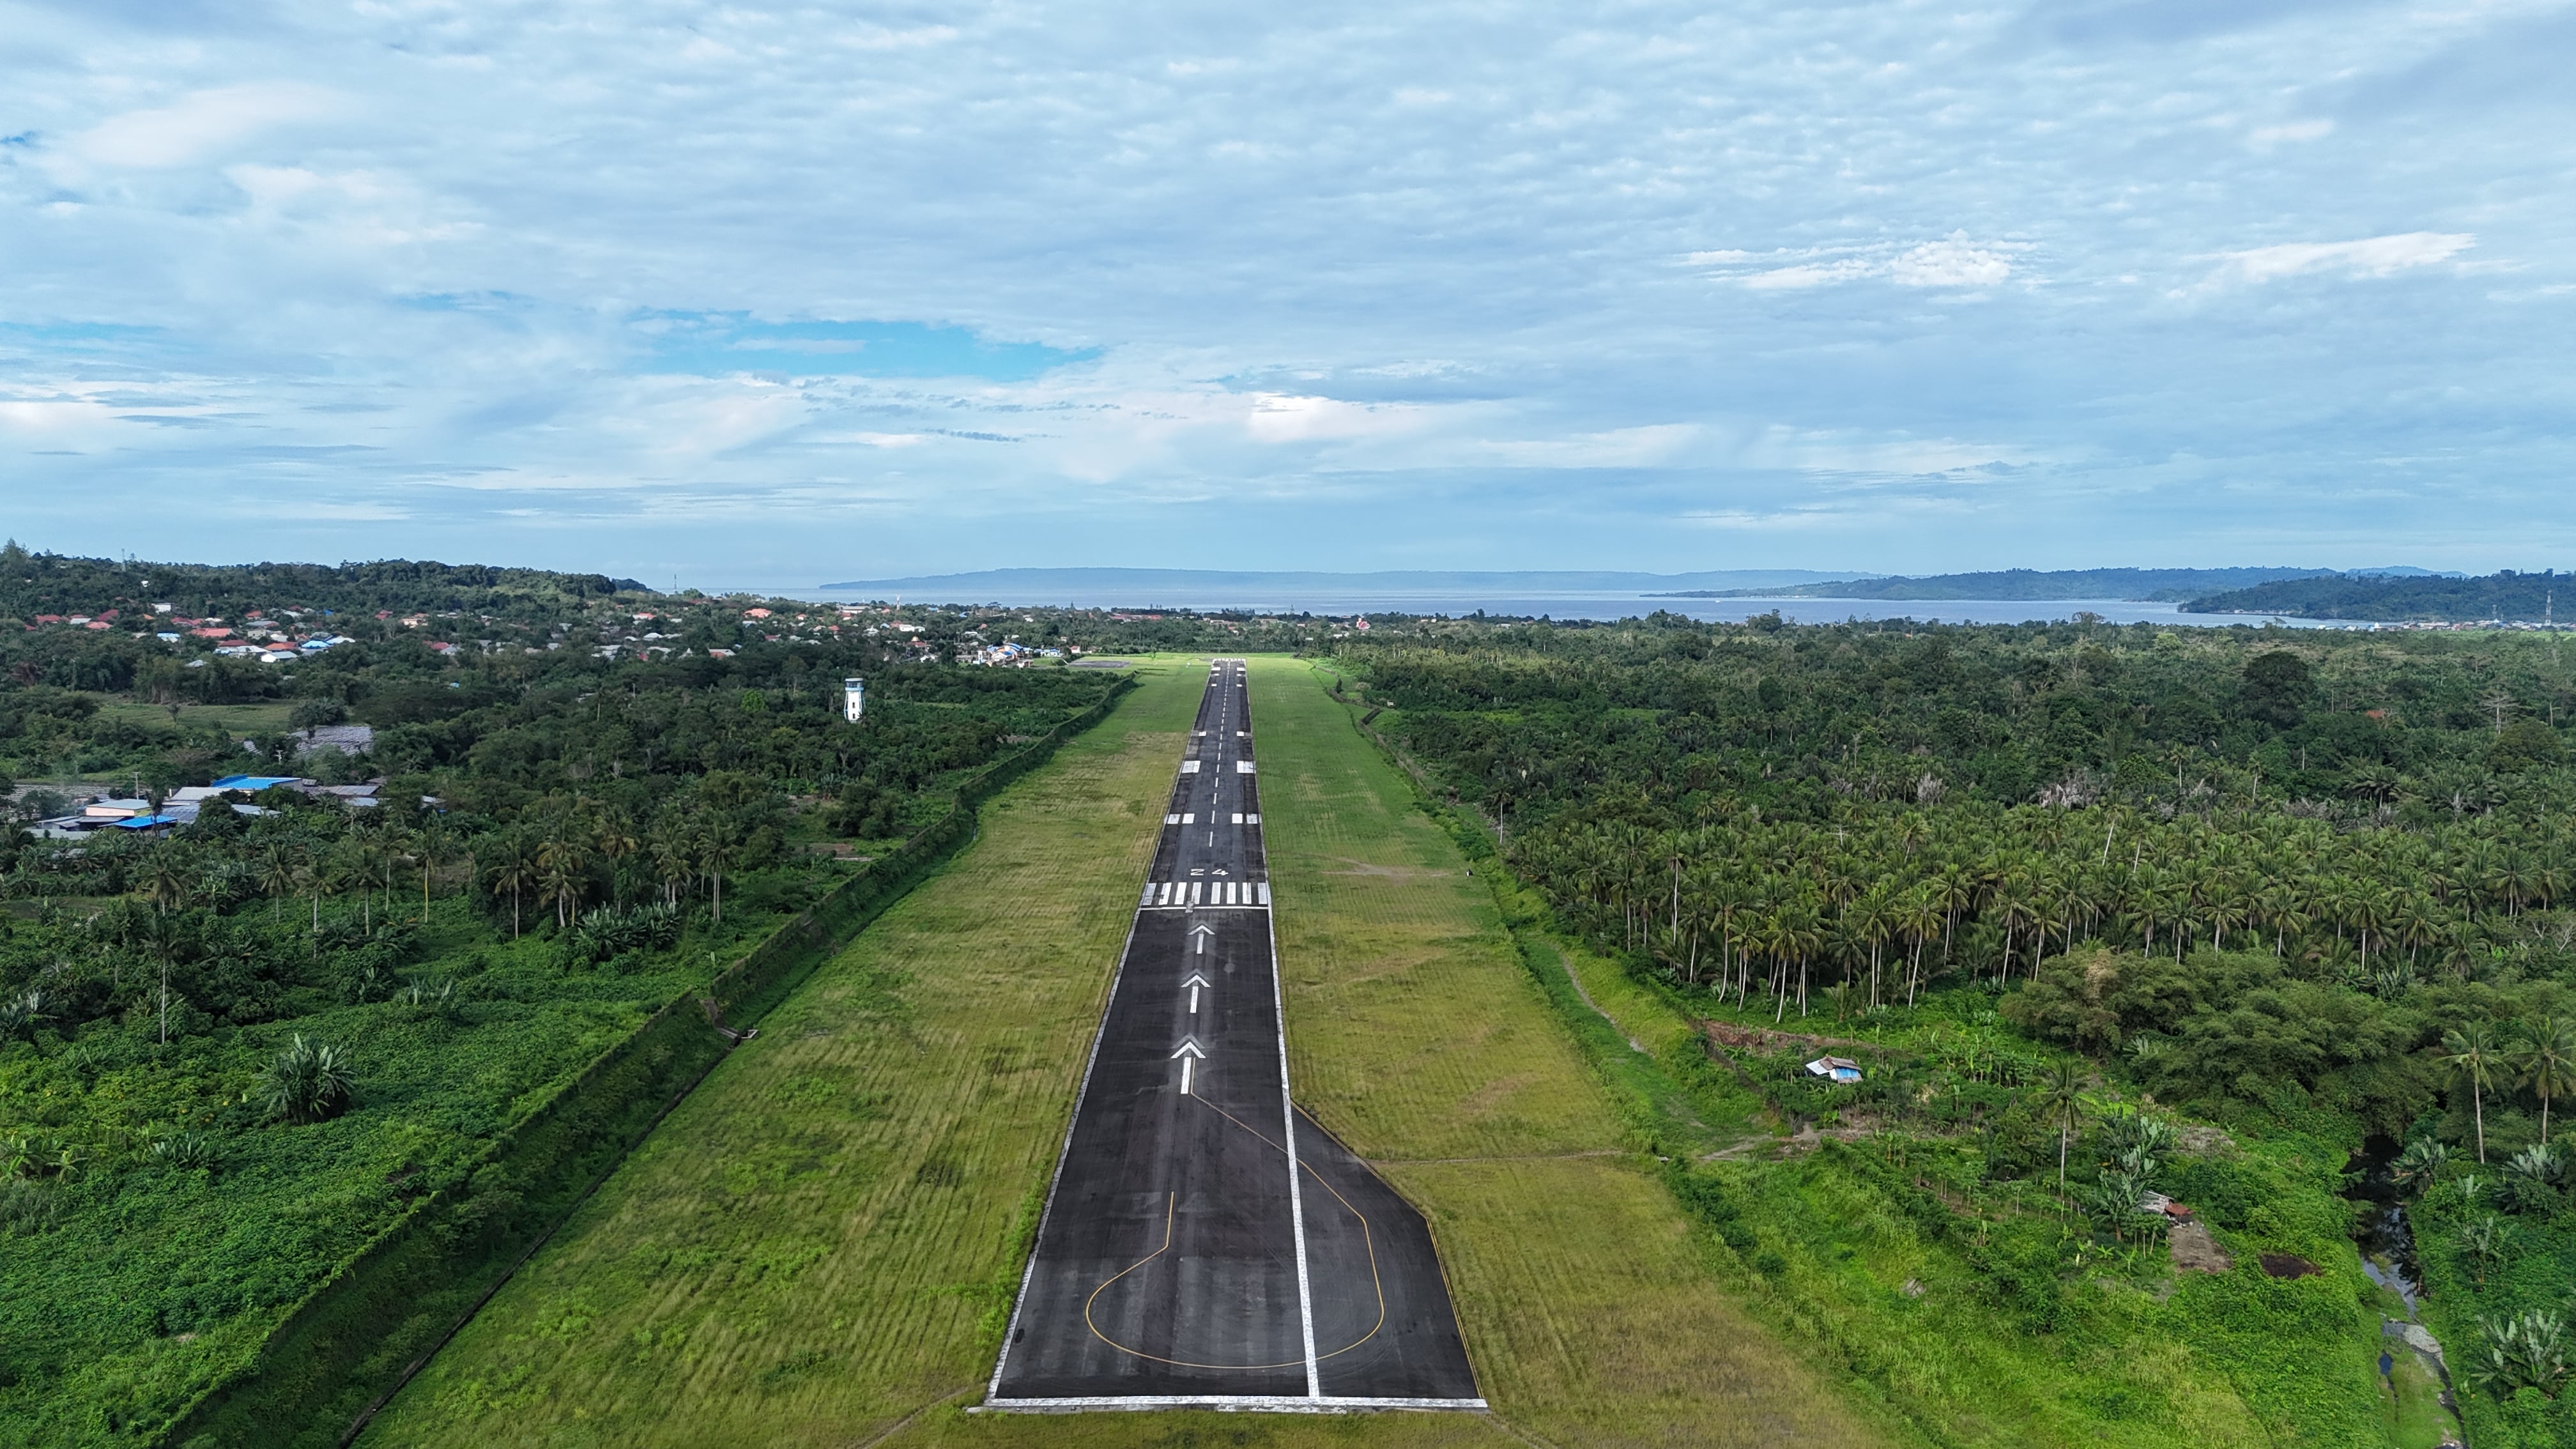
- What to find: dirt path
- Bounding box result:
[1537,937,1648,1053]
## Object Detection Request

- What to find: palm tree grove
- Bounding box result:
[1344,610,2576,1445]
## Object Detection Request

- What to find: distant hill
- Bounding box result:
[2186,569,2571,622]
[0,542,647,619]
[1660,567,2348,602]
[818,567,1869,603]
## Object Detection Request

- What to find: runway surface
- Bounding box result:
[985,660,1482,1413]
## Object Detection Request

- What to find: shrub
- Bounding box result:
[264,1034,354,1124]
[2459,1215,2511,1285]
[1664,1163,1758,1254]
[287,698,349,729]
[0,988,48,1039]
[2504,1143,2563,1215]
[2470,1311,2572,1399]
[0,1177,59,1235]
[564,901,682,965]
[150,1130,219,1171]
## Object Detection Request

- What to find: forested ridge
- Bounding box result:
[2191,568,2575,622]
[0,541,641,621]
[1346,611,2576,1446]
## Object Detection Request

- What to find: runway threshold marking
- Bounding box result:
[1075,1096,1388,1372]
[1003,658,1431,1409]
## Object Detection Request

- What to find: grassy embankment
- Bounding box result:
[1339,665,2436,1449]
[1,860,840,1446]
[364,654,1887,1449]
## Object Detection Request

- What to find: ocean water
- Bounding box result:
[717,583,2340,629]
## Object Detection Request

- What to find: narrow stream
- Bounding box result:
[2345,1136,2464,1445]
[2346,1135,2423,1311]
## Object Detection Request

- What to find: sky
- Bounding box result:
[3,0,2572,590]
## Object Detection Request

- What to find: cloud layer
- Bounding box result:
[1,0,2571,584]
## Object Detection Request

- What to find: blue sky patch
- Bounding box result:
[635,313,1095,382]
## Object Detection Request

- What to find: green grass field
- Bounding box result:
[92,700,296,739]
[362,654,1889,1449]
[1248,655,1887,1448]
[358,659,1204,1448]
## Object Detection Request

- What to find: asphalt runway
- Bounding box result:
[985,661,1483,1412]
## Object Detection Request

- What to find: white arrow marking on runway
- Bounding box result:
[1183,970,1211,1013]
[1189,923,1216,954]
[1171,1035,1207,1094]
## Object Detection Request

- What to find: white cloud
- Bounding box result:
[1734,426,2042,477]
[1241,392,1423,444]
[224,165,479,247]
[0,1,2562,577]
[1745,258,1878,290]
[1889,234,2015,288]
[2248,119,2334,149]
[1483,424,1699,467]
[1722,234,2021,290]
[71,84,346,169]
[0,398,121,437]
[2214,233,2475,285]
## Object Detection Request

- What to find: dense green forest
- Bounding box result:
[1342,610,2576,1447]
[0,541,643,622]
[0,549,1144,1443]
[2191,569,2571,622]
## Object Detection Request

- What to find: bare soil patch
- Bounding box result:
[2170,1220,2234,1274]
[1703,1021,1876,1054]
[2259,1252,2319,1279]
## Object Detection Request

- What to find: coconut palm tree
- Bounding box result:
[2514,1015,2576,1144]
[594,809,640,887]
[1848,889,1894,1009]
[692,824,733,924]
[413,819,454,916]
[536,830,591,931]
[137,910,191,1046]
[2037,1059,2085,1192]
[648,818,693,908]
[484,831,539,939]
[1899,884,1944,1006]
[2446,1023,2505,1163]
[256,843,303,923]
[139,850,187,915]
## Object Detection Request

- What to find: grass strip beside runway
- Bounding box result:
[365,654,1887,1449]
[360,662,1208,1448]
[1247,656,1892,1449]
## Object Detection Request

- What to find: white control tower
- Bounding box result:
[843,677,866,721]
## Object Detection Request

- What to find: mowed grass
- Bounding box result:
[93,699,296,737]
[366,654,1891,1449]
[360,661,1206,1448]
[1248,656,1891,1449]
